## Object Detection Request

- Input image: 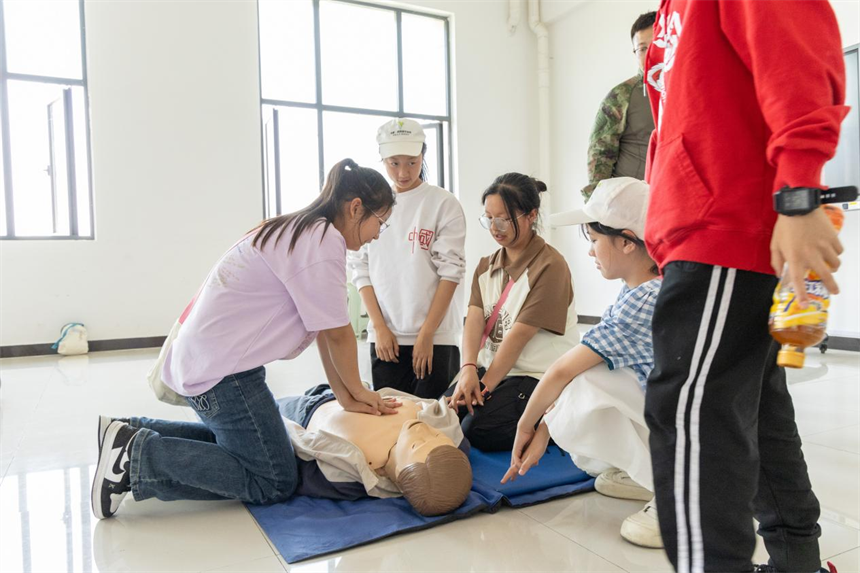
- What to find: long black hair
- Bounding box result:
[252,158,394,253]
[582,222,659,275]
[419,143,429,182]
[481,172,547,241]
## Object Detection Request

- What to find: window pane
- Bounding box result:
[4,0,83,79]
[47,95,71,236]
[263,107,277,217]
[72,87,91,236]
[421,122,441,188]
[320,2,397,110]
[402,15,447,117]
[322,112,393,181]
[258,0,316,103]
[0,125,6,236]
[264,106,321,215]
[6,81,90,237]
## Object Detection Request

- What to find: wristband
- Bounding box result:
[460,362,478,371]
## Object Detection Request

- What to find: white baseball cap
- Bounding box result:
[550,177,650,239]
[377,118,426,159]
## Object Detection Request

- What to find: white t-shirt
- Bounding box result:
[348,182,466,346]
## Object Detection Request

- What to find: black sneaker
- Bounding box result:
[97,416,131,449]
[754,561,837,573]
[91,421,139,519]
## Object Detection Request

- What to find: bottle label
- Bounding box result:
[770,278,830,329]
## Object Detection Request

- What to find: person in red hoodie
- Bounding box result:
[642,1,848,572]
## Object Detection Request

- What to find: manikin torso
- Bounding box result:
[306,399,422,472]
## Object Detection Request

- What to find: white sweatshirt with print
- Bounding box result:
[348,182,466,346]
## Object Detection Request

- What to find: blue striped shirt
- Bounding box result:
[581,278,661,390]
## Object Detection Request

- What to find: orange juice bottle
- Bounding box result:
[769,204,844,368]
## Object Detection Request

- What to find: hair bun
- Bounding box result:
[532,178,548,193]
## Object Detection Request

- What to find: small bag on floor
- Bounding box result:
[146,320,188,407]
[52,323,89,356]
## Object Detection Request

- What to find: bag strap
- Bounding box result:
[51,322,85,350]
[480,278,515,349]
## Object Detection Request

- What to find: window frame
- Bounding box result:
[0,0,95,240]
[256,0,453,218]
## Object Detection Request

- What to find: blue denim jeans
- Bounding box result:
[129,367,298,504]
[276,384,336,427]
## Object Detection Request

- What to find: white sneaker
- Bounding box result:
[595,469,652,501]
[620,500,663,549]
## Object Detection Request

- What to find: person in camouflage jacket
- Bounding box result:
[581,12,657,201]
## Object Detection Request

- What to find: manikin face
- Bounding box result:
[384,154,423,193]
[388,419,454,478]
[482,194,536,251]
[633,27,653,73]
[343,200,392,251]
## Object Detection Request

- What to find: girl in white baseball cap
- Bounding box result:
[503,177,663,550]
[347,118,467,399]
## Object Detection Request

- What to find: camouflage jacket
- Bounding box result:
[581,74,653,201]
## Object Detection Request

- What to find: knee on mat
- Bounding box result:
[246,475,297,505]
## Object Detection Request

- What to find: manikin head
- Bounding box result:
[384,419,472,516]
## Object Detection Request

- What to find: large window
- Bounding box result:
[0,0,94,239]
[257,0,452,217]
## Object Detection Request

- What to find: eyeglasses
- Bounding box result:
[371,209,390,234]
[479,213,526,232]
[633,45,650,56]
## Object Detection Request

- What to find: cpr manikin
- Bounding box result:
[281,388,472,516]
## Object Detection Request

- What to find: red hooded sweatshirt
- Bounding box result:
[643,0,848,275]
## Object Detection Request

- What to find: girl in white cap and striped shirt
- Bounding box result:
[503,177,662,549]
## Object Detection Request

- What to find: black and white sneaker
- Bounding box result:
[97,416,130,449]
[91,421,139,519]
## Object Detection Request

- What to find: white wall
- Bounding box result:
[549,0,860,338]
[0,0,538,346]
[549,1,653,318]
[0,0,264,347]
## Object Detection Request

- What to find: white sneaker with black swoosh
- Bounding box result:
[91,421,139,519]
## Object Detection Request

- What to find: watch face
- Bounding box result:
[784,191,812,210]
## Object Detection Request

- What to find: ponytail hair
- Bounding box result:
[481,173,547,241]
[252,158,394,253]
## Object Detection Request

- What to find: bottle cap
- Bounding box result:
[777,348,806,369]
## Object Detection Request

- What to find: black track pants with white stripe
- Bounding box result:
[645,262,822,573]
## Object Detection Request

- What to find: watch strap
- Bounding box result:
[821,186,858,205]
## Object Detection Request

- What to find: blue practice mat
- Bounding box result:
[246,446,594,563]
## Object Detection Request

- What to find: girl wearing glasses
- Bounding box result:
[348,119,466,399]
[445,173,579,452]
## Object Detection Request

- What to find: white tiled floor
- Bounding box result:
[0,341,858,572]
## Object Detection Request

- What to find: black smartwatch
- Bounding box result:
[774,186,859,216]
